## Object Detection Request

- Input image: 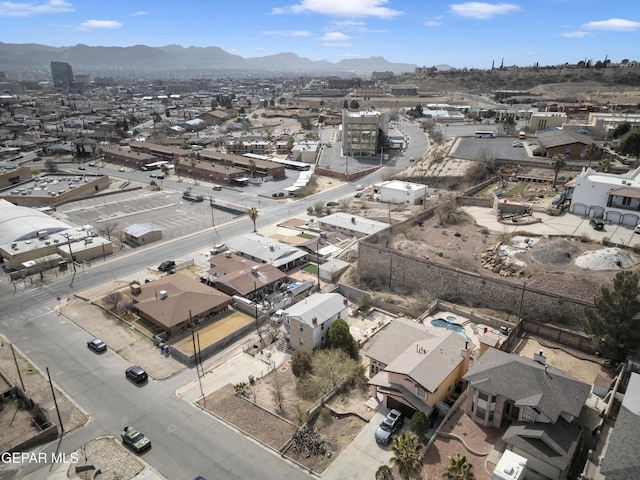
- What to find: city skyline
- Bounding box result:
[1,0,639,69]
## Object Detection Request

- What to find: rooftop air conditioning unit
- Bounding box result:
[159,290,168,299]
[251,265,259,275]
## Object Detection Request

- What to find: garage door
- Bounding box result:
[386,396,417,419]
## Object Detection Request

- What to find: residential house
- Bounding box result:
[122,223,162,246]
[203,251,287,301]
[317,212,388,239]
[597,371,640,480]
[366,317,473,417]
[226,233,308,271]
[131,273,232,336]
[570,166,640,225]
[537,130,593,159]
[280,292,349,355]
[463,348,591,480]
[378,180,428,205]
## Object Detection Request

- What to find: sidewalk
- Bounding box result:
[176,342,288,403]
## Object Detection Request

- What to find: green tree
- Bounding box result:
[248,159,257,177]
[442,453,476,480]
[620,130,640,160]
[375,465,394,480]
[610,122,631,139]
[291,350,313,378]
[173,155,182,179]
[247,207,259,233]
[325,319,359,360]
[161,164,169,177]
[550,154,566,188]
[390,432,424,479]
[584,271,640,361]
[595,157,612,173]
[409,410,430,438]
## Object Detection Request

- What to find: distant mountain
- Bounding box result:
[0,42,417,77]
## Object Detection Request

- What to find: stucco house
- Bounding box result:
[463,348,591,480]
[570,166,640,226]
[280,292,349,355]
[366,317,473,417]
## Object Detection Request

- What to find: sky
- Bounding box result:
[1,0,639,69]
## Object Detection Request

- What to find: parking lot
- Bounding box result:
[56,185,241,242]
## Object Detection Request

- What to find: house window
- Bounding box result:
[299,338,303,346]
[478,391,488,401]
[416,386,426,398]
[300,325,304,332]
[522,406,536,423]
[475,405,486,420]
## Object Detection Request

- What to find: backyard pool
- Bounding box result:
[431,317,471,341]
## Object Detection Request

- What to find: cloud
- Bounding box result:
[261,30,313,37]
[582,18,640,31]
[78,20,123,31]
[561,31,588,38]
[449,2,519,20]
[272,0,402,18]
[425,16,443,27]
[321,32,350,41]
[131,11,148,16]
[0,0,73,17]
[322,42,353,47]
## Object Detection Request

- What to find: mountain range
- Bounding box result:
[0,42,417,77]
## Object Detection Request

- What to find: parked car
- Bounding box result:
[87,338,107,353]
[158,260,176,272]
[512,141,524,148]
[409,157,415,162]
[355,184,365,191]
[210,244,226,255]
[125,366,148,383]
[355,192,364,198]
[271,192,285,198]
[589,219,605,231]
[88,162,95,167]
[634,224,640,234]
[118,167,125,172]
[149,173,157,178]
[156,174,165,180]
[326,201,339,207]
[78,166,86,170]
[375,409,403,445]
[212,185,222,191]
[121,426,151,452]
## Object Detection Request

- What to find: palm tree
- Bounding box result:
[442,453,475,480]
[376,465,394,480]
[595,157,612,173]
[585,142,600,168]
[390,431,423,479]
[550,154,566,188]
[173,155,181,180]
[247,207,259,233]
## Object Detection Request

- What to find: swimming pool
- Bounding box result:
[431,318,471,341]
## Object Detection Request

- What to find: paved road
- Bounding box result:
[1,118,428,479]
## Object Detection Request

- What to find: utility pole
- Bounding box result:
[47,367,64,435]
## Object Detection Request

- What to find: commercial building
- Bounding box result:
[341,110,389,157]
[50,61,74,90]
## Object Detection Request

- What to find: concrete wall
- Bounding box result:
[357,241,594,342]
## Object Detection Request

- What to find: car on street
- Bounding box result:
[326,201,339,207]
[409,157,415,162]
[212,185,222,191]
[125,366,148,383]
[156,174,165,180]
[271,192,285,198]
[375,409,403,445]
[355,184,365,191]
[634,224,640,234]
[78,166,85,170]
[87,338,107,353]
[88,162,95,167]
[118,167,125,172]
[589,219,605,231]
[354,192,364,198]
[149,173,157,178]
[158,260,176,272]
[121,426,151,452]
[512,141,524,148]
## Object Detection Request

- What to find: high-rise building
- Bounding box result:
[341,110,389,157]
[50,61,74,89]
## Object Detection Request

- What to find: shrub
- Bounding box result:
[291,350,313,378]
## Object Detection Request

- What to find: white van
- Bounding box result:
[210,243,226,255]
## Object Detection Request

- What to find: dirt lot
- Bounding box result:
[200,357,373,475]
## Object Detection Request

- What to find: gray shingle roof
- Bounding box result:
[464,348,590,421]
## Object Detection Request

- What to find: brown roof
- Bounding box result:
[208,253,286,295]
[134,273,231,328]
[608,187,640,199]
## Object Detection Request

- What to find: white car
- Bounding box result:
[355,184,365,191]
[118,167,125,172]
[634,224,640,234]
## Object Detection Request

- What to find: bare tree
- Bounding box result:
[104,291,122,309]
[98,221,118,241]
